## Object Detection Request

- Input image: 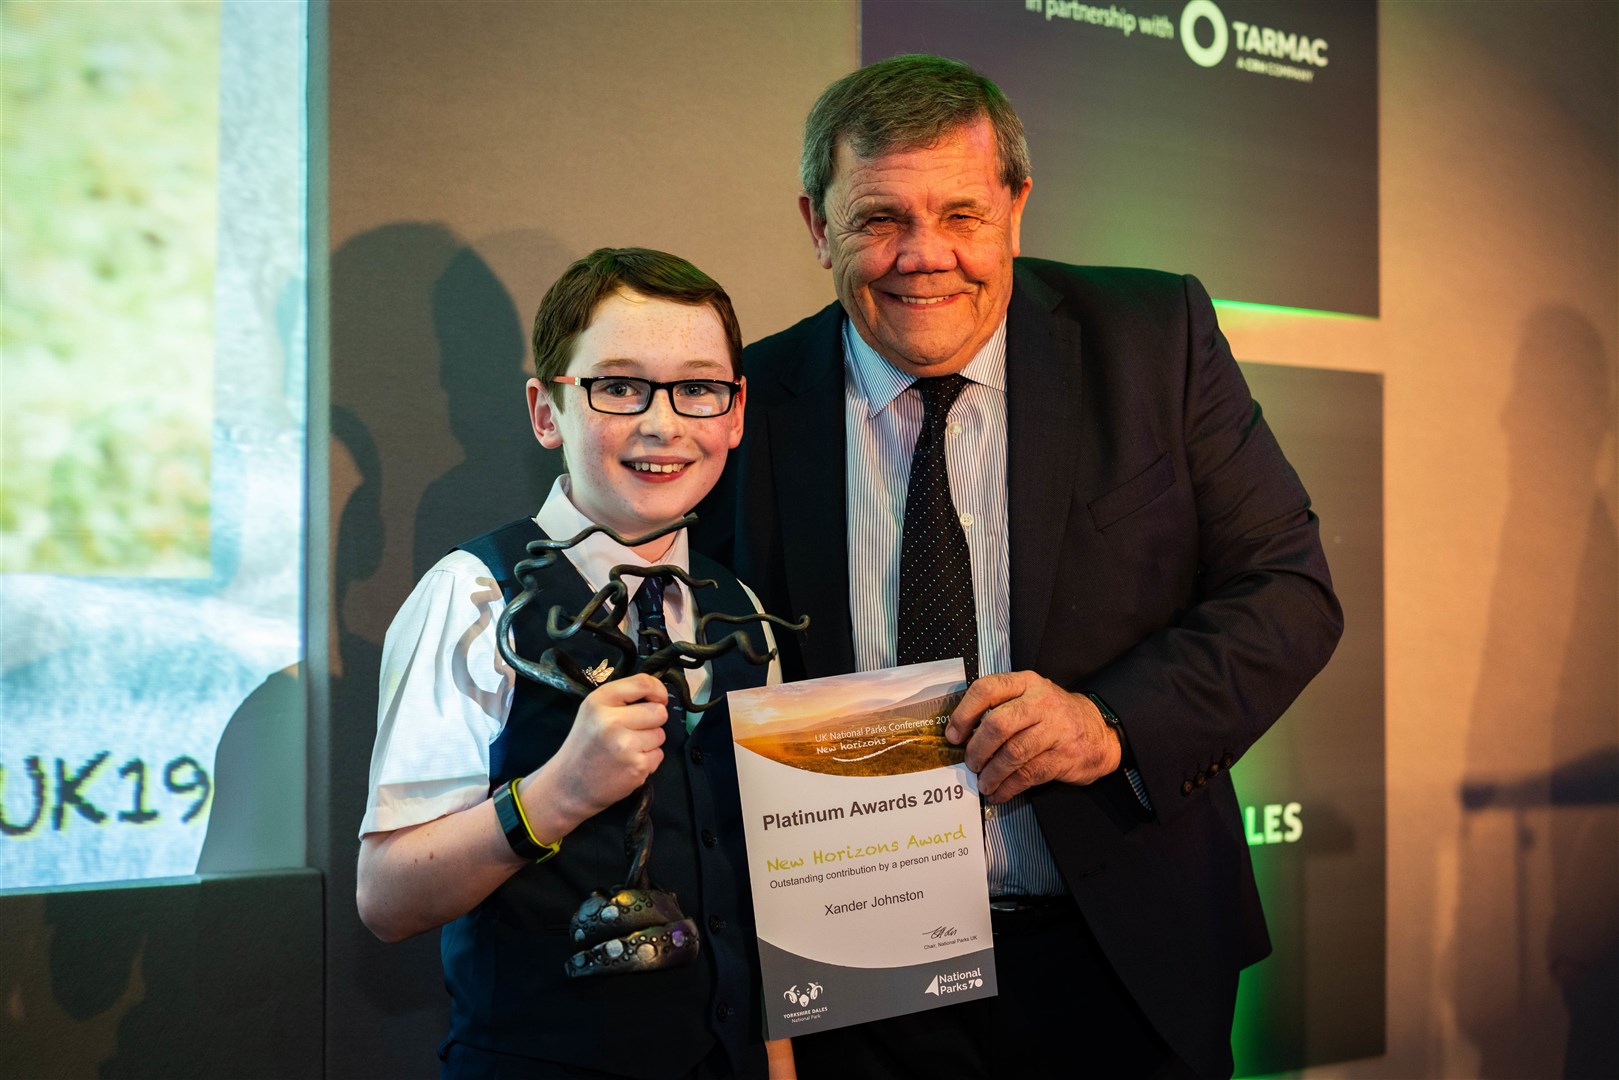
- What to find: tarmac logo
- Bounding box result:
[1179,0,1228,68]
[1182,0,1331,75]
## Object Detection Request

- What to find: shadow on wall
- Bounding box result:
[414,240,563,578]
[324,225,570,1076]
[1455,307,1619,1079]
[321,395,447,1075]
[331,224,570,637]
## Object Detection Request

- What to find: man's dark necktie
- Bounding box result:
[897,374,978,680]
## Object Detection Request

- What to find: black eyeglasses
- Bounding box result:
[552,376,743,418]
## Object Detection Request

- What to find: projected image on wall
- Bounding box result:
[2,1,217,576]
[0,0,307,890]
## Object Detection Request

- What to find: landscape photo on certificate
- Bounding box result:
[731,660,966,778]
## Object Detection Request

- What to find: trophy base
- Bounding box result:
[564,915,701,978]
[564,886,701,978]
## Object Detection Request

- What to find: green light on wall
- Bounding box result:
[1213,298,1374,321]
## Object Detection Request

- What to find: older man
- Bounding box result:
[700,54,1342,1079]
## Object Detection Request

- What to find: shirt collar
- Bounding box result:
[533,475,691,597]
[842,312,1009,414]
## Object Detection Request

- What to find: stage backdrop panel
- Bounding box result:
[861,0,1379,316]
[1230,363,1386,1075]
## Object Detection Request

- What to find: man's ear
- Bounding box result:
[1007,176,1033,259]
[799,194,834,270]
[528,378,564,449]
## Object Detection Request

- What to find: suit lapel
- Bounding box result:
[1006,266,1081,672]
[768,303,856,678]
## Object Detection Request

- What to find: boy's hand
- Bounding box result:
[359,674,673,941]
[543,674,671,825]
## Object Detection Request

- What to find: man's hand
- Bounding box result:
[945,672,1122,803]
[542,674,670,825]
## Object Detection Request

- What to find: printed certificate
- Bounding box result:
[729,659,997,1038]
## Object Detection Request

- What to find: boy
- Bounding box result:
[358,248,792,1079]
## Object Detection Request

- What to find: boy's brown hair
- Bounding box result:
[532,247,743,407]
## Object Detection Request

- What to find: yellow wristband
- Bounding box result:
[493,778,561,864]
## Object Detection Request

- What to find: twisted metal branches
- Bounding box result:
[496,515,805,712]
[493,514,808,978]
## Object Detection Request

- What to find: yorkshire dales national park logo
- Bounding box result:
[780,981,831,1026]
[783,981,824,1008]
[1028,0,1333,84]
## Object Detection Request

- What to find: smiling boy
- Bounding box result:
[358,248,791,1079]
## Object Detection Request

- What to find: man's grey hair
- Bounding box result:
[800,54,1031,220]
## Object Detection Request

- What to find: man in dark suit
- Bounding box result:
[699,55,1342,1079]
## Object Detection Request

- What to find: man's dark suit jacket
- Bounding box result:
[696,258,1343,1079]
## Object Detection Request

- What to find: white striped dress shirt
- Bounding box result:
[841,317,1065,898]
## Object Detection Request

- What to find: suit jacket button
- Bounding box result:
[1222,752,1235,768]
[1208,761,1221,775]
[1194,773,1207,787]
[702,829,717,848]
[690,747,704,764]
[1182,780,1195,796]
[716,1003,731,1022]
[709,915,727,933]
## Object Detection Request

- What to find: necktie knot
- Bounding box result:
[915,374,971,425]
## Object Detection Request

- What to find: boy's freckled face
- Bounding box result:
[528,290,742,541]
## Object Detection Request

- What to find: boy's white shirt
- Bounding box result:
[360,475,779,838]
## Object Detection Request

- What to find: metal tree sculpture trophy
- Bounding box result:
[495,514,807,979]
